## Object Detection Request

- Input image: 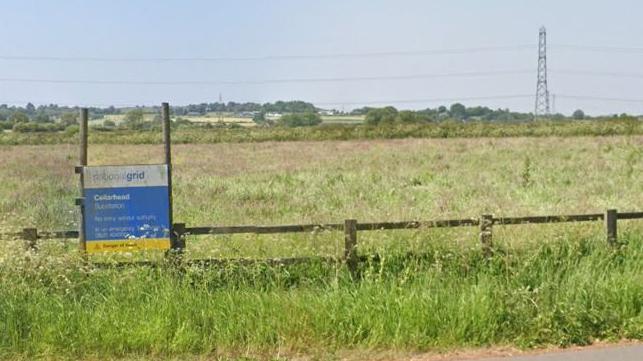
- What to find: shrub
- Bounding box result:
[365,107,398,125]
[12,122,63,133]
[277,112,322,127]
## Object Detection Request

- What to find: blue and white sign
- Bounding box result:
[83,164,171,253]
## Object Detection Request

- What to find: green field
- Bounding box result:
[0,134,641,359]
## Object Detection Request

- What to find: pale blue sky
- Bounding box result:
[1,0,642,114]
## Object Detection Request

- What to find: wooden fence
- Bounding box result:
[2,209,642,271]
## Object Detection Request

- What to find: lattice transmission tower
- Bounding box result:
[534,26,550,117]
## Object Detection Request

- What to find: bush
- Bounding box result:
[9,111,30,123]
[277,112,322,127]
[12,122,63,133]
[0,121,13,130]
[172,117,193,129]
[64,124,79,135]
[365,107,398,125]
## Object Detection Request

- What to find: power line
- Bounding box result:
[2,94,641,108]
[314,94,534,106]
[1,44,642,65]
[555,94,643,103]
[0,69,533,86]
[0,45,535,63]
[550,44,643,54]
[2,69,642,87]
[551,69,643,79]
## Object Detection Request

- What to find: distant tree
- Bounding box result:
[397,110,432,123]
[449,103,466,120]
[252,111,270,125]
[10,111,29,123]
[124,109,146,129]
[572,109,585,120]
[33,112,51,123]
[365,106,398,125]
[25,102,36,115]
[350,107,375,116]
[125,109,144,123]
[60,112,78,126]
[277,112,322,127]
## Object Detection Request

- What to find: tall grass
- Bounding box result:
[0,134,641,358]
[0,119,641,145]
[0,234,641,359]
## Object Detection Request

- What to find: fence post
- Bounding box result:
[23,228,38,252]
[605,209,617,245]
[479,214,493,257]
[344,219,358,278]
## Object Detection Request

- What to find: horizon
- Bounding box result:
[1,1,643,115]
[1,99,642,118]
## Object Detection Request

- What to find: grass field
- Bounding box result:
[321,115,365,124]
[1,119,641,145]
[0,135,641,359]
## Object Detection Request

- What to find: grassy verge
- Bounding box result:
[1,120,641,145]
[0,234,641,359]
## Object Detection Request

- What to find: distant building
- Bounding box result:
[238,111,258,118]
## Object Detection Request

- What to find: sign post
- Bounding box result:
[78,108,88,252]
[77,103,176,254]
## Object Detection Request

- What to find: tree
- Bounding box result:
[10,111,29,123]
[397,110,431,123]
[60,112,78,126]
[449,103,466,120]
[277,112,322,127]
[124,109,146,129]
[252,111,271,125]
[365,107,398,125]
[125,109,144,123]
[572,109,585,120]
[25,102,36,115]
[33,112,51,123]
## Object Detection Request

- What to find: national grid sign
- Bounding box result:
[83,164,171,253]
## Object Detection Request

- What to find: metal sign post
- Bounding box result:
[77,103,177,254]
[161,102,178,251]
[78,108,88,252]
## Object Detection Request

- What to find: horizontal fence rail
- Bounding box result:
[2,210,642,241]
[2,209,642,272]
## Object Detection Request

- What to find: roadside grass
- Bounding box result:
[0,232,640,359]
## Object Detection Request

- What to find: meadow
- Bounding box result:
[0,134,641,359]
[1,119,641,146]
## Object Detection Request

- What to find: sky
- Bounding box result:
[0,0,642,115]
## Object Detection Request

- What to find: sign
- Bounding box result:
[83,164,171,253]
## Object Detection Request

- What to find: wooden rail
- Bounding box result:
[2,209,642,272]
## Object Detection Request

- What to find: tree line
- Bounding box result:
[0,100,638,132]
